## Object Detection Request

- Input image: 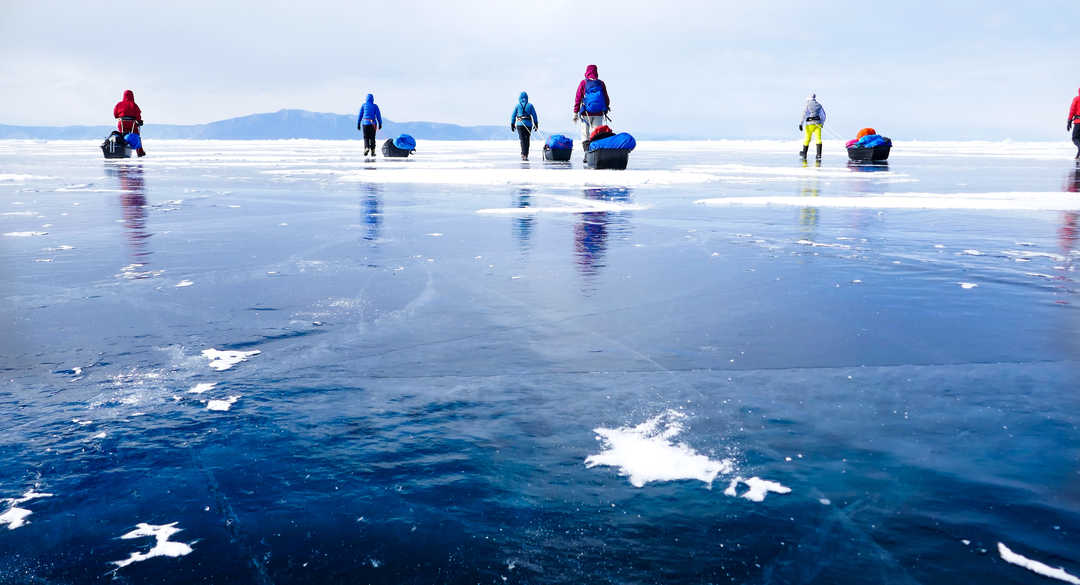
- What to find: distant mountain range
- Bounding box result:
[0,109,511,140]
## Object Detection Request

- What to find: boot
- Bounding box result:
[799,145,808,161]
[136,148,146,157]
[815,144,823,161]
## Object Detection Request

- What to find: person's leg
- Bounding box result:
[364,124,375,154]
[581,116,592,142]
[122,122,146,157]
[518,126,531,158]
[812,124,820,160]
[1073,125,1080,158]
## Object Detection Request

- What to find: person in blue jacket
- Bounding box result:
[357,94,383,156]
[510,91,539,160]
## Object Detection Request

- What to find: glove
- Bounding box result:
[1069,122,1073,132]
[137,120,144,127]
[573,114,579,122]
[378,125,382,131]
[798,124,803,132]
[533,126,539,133]
[511,126,516,132]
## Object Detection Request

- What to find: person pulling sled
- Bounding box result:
[113,90,146,157]
[510,91,539,160]
[357,94,383,157]
[1068,88,1080,160]
[798,93,826,162]
[573,65,611,144]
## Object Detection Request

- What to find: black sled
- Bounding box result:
[584,149,631,170]
[847,144,891,163]
[381,139,413,158]
[101,131,132,159]
[543,146,572,161]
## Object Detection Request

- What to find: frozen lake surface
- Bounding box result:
[2,139,1079,584]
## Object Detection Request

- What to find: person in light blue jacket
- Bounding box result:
[510,91,539,160]
[357,94,383,156]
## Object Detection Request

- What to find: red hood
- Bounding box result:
[584,65,598,80]
[122,90,134,101]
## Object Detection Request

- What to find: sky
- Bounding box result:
[1,0,1077,140]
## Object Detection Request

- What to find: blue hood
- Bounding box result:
[366,94,374,104]
[519,91,528,106]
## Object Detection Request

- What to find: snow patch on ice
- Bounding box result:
[0,490,53,530]
[478,195,645,215]
[723,476,792,502]
[997,542,1080,584]
[695,193,1080,211]
[112,523,194,569]
[201,348,260,371]
[339,168,716,187]
[175,280,194,287]
[4,231,47,237]
[584,410,733,488]
[959,282,979,289]
[796,239,850,249]
[207,396,240,411]
[117,263,164,280]
[0,174,53,182]
[187,382,216,394]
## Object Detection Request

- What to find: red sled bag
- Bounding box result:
[589,125,614,141]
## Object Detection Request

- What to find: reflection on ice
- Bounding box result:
[106,165,152,261]
[574,188,633,284]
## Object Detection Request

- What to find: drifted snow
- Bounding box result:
[0,490,53,530]
[723,476,792,502]
[997,542,1080,584]
[585,410,733,488]
[206,396,240,411]
[112,522,194,569]
[201,348,260,371]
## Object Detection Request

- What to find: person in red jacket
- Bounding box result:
[113,90,146,157]
[1068,87,1080,160]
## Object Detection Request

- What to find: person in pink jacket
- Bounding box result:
[572,65,611,142]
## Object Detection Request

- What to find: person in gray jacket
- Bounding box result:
[798,93,827,161]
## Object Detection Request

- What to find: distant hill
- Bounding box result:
[0,109,510,140]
